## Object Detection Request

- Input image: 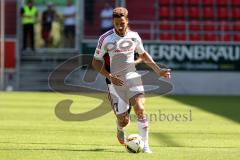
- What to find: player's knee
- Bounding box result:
[135,97,145,108]
[117,114,129,127]
[135,107,145,120]
[121,116,129,127]
[130,94,144,106]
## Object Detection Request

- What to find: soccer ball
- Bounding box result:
[125,134,144,153]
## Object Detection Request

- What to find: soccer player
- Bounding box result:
[92,7,171,153]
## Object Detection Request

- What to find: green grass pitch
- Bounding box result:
[0,92,239,160]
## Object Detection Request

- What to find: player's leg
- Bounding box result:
[116,111,129,144]
[130,94,152,153]
[127,75,152,153]
[108,84,130,145]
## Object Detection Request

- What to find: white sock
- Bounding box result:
[137,118,149,147]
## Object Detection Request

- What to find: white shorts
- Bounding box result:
[107,82,144,115]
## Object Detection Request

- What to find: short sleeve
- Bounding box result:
[94,37,106,60]
[135,33,145,55]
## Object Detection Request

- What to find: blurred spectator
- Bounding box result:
[41,2,56,47]
[100,3,113,34]
[21,0,38,51]
[63,0,76,48]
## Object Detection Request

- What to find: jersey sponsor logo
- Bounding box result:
[104,41,117,51]
[104,39,134,53]
[114,48,134,53]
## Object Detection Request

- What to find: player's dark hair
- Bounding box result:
[113,7,128,18]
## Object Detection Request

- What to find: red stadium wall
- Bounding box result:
[0,0,17,70]
[0,40,16,69]
[5,0,17,36]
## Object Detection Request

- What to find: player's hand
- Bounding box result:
[157,68,171,79]
[108,74,124,86]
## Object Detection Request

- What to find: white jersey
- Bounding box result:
[63,5,76,26]
[94,29,146,81]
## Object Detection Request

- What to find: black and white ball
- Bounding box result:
[126,134,144,153]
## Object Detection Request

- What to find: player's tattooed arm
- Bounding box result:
[139,52,171,79]
[134,57,143,65]
[134,53,143,65]
[92,58,110,78]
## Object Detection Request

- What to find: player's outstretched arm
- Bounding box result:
[139,52,171,79]
[134,57,143,65]
[92,58,124,86]
[92,58,109,78]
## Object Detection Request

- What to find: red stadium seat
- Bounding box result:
[203,33,219,41]
[188,7,200,20]
[160,33,174,40]
[175,33,187,41]
[217,0,229,6]
[218,7,229,20]
[174,7,185,19]
[188,0,199,6]
[130,23,151,31]
[232,7,240,20]
[222,34,232,41]
[203,7,215,19]
[140,33,151,40]
[232,0,240,6]
[172,0,185,5]
[189,33,202,41]
[159,21,172,30]
[203,21,215,31]
[218,21,232,31]
[234,35,240,41]
[202,0,215,6]
[174,21,186,30]
[233,21,240,31]
[233,33,240,42]
[159,7,171,19]
[189,21,202,31]
[159,0,170,6]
